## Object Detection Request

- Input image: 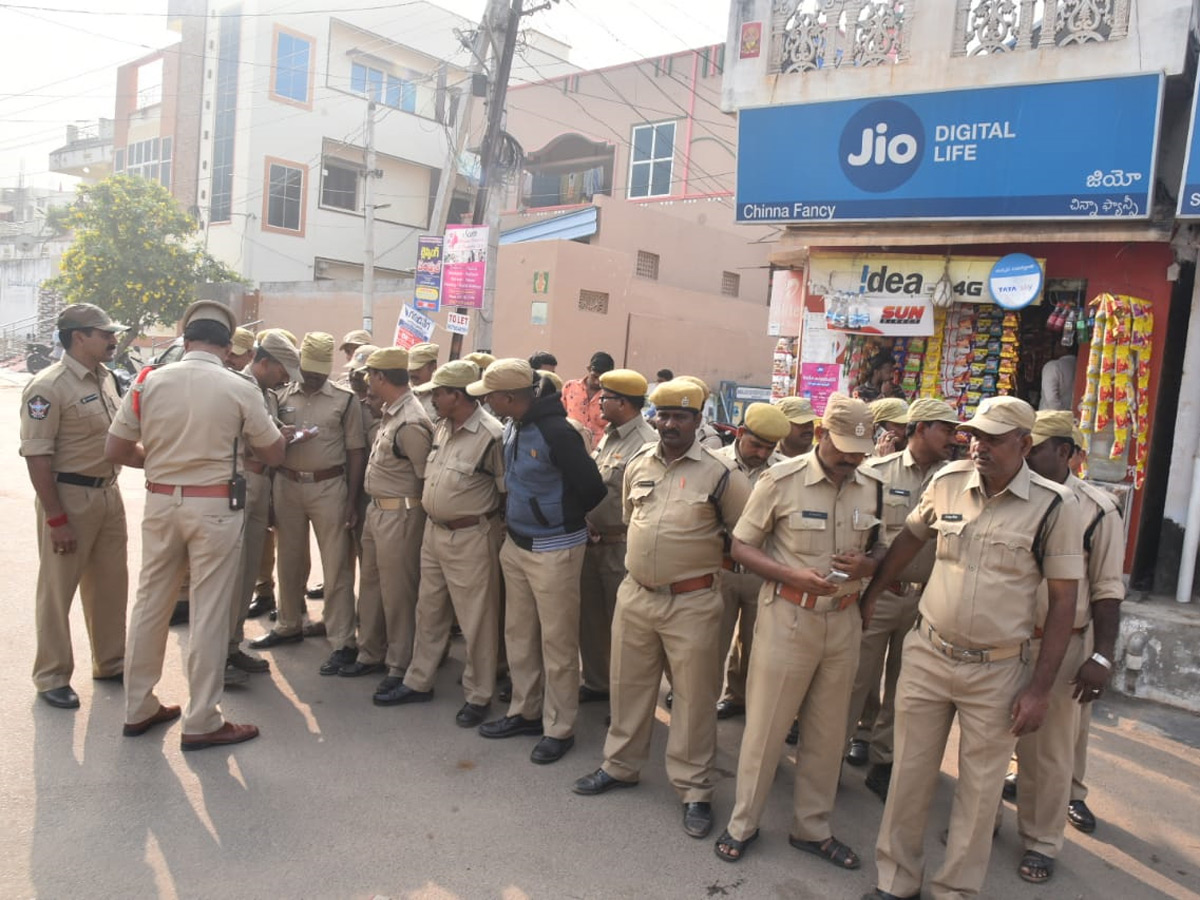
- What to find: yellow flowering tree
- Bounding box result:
[47,175,242,352]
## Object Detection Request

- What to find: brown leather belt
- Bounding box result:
[721,556,745,574]
[146,482,231,498]
[921,619,1025,663]
[777,583,858,611]
[637,573,716,595]
[1032,624,1089,639]
[280,465,344,483]
[373,496,421,511]
[243,459,268,475]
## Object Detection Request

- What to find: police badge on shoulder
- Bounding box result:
[27,396,51,420]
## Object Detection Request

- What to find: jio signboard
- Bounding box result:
[736,74,1162,223]
[1178,84,1200,217]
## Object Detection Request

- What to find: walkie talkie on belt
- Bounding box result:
[229,438,247,510]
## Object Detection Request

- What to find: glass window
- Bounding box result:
[114,148,124,172]
[321,161,358,211]
[350,62,368,95]
[210,7,241,222]
[628,122,675,199]
[267,163,304,231]
[274,31,311,103]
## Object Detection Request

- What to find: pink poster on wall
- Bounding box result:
[799,362,840,415]
[442,224,488,309]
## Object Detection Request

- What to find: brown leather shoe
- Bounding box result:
[181,721,260,752]
[123,704,182,737]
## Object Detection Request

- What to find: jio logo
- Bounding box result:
[839,100,924,193]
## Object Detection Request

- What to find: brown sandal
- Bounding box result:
[714,829,759,862]
[789,835,861,869]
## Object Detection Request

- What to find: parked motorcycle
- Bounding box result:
[25,342,53,374]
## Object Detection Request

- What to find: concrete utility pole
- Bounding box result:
[363,100,378,334]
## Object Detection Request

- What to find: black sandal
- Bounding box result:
[789,835,861,869]
[713,828,759,862]
[1019,850,1055,884]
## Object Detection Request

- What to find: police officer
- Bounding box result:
[338,329,374,366]
[572,378,750,841]
[470,359,605,764]
[772,396,818,461]
[713,393,881,869]
[870,397,909,456]
[226,332,301,679]
[226,327,257,371]
[675,375,724,449]
[250,333,366,678]
[861,396,1083,900]
[106,300,284,749]
[715,402,791,719]
[844,398,960,796]
[338,348,433,687]
[21,303,129,708]
[578,368,659,703]
[381,361,506,725]
[1011,411,1123,884]
[408,342,440,421]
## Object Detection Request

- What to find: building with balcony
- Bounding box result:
[47,120,115,183]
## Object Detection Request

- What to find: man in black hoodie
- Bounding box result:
[468,359,605,764]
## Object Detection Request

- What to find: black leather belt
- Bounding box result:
[56,472,116,488]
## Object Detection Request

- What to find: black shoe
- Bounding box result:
[1067,799,1097,834]
[374,682,432,706]
[39,686,80,709]
[479,714,543,739]
[246,593,276,618]
[716,699,745,720]
[169,601,189,626]
[1002,771,1018,802]
[531,735,574,764]
[497,678,512,703]
[375,675,402,695]
[572,768,638,795]
[268,608,278,622]
[664,690,673,710]
[338,661,385,678]
[227,649,270,674]
[683,801,714,839]
[785,719,799,746]
[845,738,869,766]
[861,891,921,900]
[455,702,489,728]
[450,623,463,638]
[93,671,124,683]
[249,628,302,649]
[319,646,357,676]
[578,685,610,703]
[305,583,324,600]
[865,763,892,802]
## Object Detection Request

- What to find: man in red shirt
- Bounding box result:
[561,351,613,447]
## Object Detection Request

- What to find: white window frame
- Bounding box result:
[628,121,676,199]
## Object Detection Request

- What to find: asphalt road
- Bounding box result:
[0,382,1198,899]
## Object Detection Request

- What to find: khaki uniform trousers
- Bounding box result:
[718,569,762,706]
[229,469,272,653]
[405,519,501,704]
[356,501,425,674]
[125,493,244,735]
[602,577,724,802]
[727,597,861,841]
[33,482,128,690]
[273,476,355,649]
[500,539,584,739]
[579,540,626,693]
[257,527,275,593]
[845,586,921,765]
[1015,630,1091,857]
[876,628,1030,900]
[1072,702,1092,802]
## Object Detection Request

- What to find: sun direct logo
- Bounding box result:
[839,100,924,193]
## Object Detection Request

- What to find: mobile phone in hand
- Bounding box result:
[826,569,850,584]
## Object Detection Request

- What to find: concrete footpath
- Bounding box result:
[0,384,1198,900]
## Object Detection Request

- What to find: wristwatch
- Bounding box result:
[1089,652,1113,671]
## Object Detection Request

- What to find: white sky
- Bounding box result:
[0,0,731,191]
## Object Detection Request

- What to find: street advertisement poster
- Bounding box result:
[799,363,841,416]
[446,311,470,335]
[738,74,1162,222]
[824,294,935,337]
[394,304,434,350]
[1178,83,1200,216]
[808,253,1044,306]
[413,236,443,312]
[443,224,488,309]
[769,269,805,337]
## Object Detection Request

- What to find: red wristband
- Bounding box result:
[46,514,69,528]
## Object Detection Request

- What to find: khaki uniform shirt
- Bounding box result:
[1035,474,1125,628]
[361,398,381,449]
[20,353,121,478]
[365,390,432,500]
[623,439,751,587]
[417,390,438,424]
[716,441,773,486]
[587,415,658,536]
[906,459,1084,648]
[421,404,505,522]
[863,448,946,586]
[732,450,883,604]
[274,379,365,471]
[697,420,724,450]
[109,350,280,484]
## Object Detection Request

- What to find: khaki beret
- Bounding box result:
[464,351,496,370]
[339,329,374,351]
[907,397,960,425]
[823,392,875,455]
[300,331,335,375]
[649,378,705,411]
[415,360,480,392]
[365,347,409,371]
[407,342,440,369]
[869,397,909,425]
[774,396,817,425]
[259,331,302,382]
[960,395,1035,435]
[1032,409,1078,446]
[743,402,791,443]
[182,300,237,335]
[538,369,564,391]
[231,327,256,355]
[347,344,379,370]
[676,375,710,403]
[467,358,536,396]
[57,303,128,333]
[599,368,648,399]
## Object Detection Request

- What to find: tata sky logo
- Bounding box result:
[838,100,925,193]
